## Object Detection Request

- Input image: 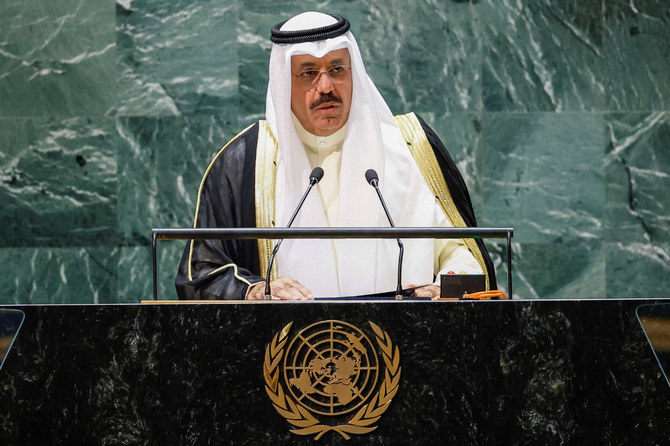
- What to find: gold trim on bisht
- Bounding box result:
[188,123,255,282]
[255,120,279,281]
[394,112,490,290]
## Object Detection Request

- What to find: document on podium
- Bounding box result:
[314,286,431,301]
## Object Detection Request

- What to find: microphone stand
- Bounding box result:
[264,168,324,299]
[366,169,404,300]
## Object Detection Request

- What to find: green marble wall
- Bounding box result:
[1,0,668,303]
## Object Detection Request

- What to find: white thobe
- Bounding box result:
[293,116,482,285]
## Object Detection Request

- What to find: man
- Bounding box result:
[176,12,496,300]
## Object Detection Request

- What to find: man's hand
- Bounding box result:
[247,277,314,300]
[407,284,441,299]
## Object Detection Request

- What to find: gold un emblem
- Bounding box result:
[263,320,401,440]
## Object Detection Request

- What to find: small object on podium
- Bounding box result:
[462,290,507,300]
[440,274,487,299]
[438,274,507,300]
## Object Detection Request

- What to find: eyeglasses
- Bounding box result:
[292,65,351,89]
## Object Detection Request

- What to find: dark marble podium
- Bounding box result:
[1,299,669,445]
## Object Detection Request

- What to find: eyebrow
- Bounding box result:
[298,57,347,70]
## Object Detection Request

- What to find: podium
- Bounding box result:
[1,299,669,444]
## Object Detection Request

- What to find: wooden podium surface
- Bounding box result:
[1,299,669,444]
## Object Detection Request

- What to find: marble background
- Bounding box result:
[0,0,668,303]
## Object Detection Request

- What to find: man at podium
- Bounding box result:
[176,12,496,300]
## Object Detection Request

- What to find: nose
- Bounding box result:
[314,70,334,94]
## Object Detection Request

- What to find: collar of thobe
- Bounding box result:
[292,113,347,162]
[291,113,345,227]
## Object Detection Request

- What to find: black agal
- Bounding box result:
[270,14,350,44]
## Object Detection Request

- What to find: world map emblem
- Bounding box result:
[263,320,401,440]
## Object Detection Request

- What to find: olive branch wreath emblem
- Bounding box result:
[263,321,401,440]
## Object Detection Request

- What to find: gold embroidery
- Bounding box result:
[206,263,252,286]
[394,113,490,290]
[255,121,279,281]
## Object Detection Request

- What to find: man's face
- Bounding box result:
[290,48,353,136]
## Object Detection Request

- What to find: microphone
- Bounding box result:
[365,169,404,300]
[264,167,324,299]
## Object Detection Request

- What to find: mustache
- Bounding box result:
[310,93,342,110]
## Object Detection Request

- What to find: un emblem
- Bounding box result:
[263,320,401,440]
